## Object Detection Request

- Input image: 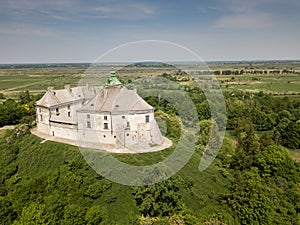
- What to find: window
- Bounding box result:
[87,121,91,128]
[104,115,108,120]
[68,112,71,117]
[39,108,41,113]
[40,115,43,121]
[145,115,150,123]
[103,123,109,130]
[103,135,106,138]
[122,116,125,119]
[127,133,129,136]
[127,122,130,127]
[87,114,90,119]
[55,108,59,116]
[67,105,71,110]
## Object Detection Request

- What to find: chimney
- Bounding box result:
[64,84,72,93]
[47,87,54,94]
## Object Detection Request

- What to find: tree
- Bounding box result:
[13,202,50,225]
[198,119,212,146]
[231,118,260,170]
[133,177,183,217]
[281,122,300,149]
[255,145,297,178]
[85,205,106,225]
[196,100,211,121]
[251,109,275,131]
[63,204,86,225]
[19,90,31,104]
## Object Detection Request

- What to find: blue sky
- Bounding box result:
[0,0,299,63]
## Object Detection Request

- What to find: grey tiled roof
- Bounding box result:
[36,85,99,107]
[80,86,153,112]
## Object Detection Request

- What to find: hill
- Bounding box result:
[0,130,231,224]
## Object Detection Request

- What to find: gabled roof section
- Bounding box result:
[36,85,99,108]
[80,86,153,112]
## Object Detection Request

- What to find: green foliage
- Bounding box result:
[0,197,17,224]
[281,122,300,149]
[198,119,212,146]
[85,205,106,225]
[222,168,274,225]
[255,145,297,178]
[63,204,86,225]
[154,110,181,141]
[196,100,211,121]
[223,120,300,225]
[133,177,183,217]
[19,90,31,104]
[13,202,51,225]
[251,109,275,131]
[231,118,260,170]
[0,98,35,127]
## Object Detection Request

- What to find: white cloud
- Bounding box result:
[91,2,158,20]
[0,23,59,37]
[0,0,158,22]
[213,12,278,29]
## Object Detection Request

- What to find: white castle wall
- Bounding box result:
[49,101,83,124]
[75,110,162,148]
[49,123,77,140]
[36,95,164,150]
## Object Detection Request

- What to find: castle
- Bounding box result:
[33,71,171,153]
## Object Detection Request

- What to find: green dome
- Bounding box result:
[104,70,123,87]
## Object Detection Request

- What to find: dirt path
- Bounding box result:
[1,80,47,93]
[0,125,15,130]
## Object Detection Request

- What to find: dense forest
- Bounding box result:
[0,74,299,224]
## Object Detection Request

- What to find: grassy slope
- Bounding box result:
[3,133,229,223]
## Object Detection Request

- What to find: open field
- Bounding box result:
[218,74,300,94]
[0,61,299,99]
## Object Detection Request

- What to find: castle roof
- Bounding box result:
[36,85,98,108]
[79,85,153,113]
[36,70,152,112]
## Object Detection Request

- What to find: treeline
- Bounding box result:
[165,69,296,76]
[213,69,296,75]
[224,91,300,149]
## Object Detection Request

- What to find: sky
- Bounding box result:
[0,0,300,63]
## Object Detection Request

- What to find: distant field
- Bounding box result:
[0,62,299,99]
[218,74,300,94]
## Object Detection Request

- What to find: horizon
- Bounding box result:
[1,59,300,66]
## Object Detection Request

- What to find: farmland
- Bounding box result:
[0,61,299,99]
